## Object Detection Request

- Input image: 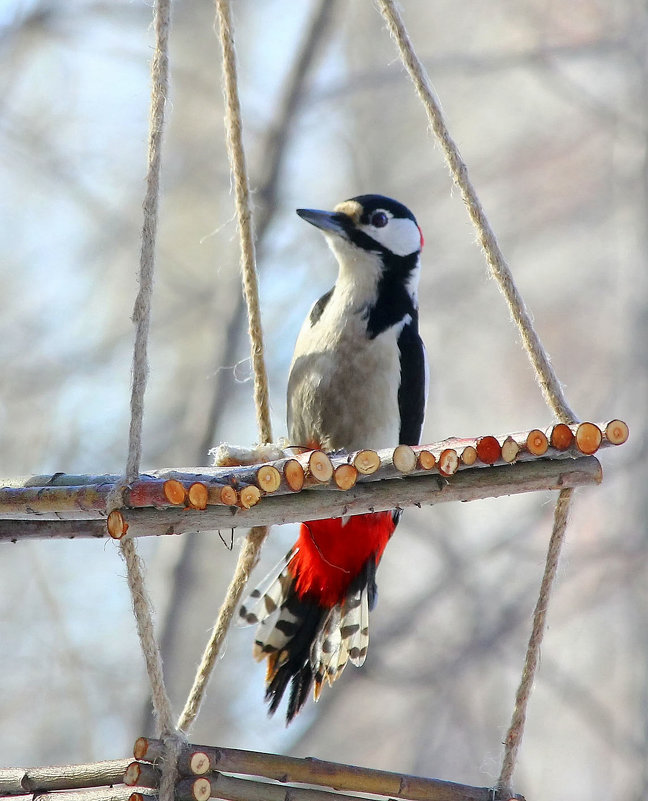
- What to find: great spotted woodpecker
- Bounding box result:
[239,194,428,723]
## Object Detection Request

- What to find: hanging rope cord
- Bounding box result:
[176,0,273,733]
[376,1,577,796]
[108,1,183,799]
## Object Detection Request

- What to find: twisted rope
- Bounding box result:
[497,488,573,793]
[177,0,273,733]
[112,1,184,796]
[376,1,578,793]
[377,0,577,425]
[216,0,272,446]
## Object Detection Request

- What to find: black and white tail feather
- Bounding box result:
[238,552,377,723]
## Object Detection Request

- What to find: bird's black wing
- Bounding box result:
[397,313,427,446]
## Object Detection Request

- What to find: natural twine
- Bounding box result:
[113,0,184,797]
[216,0,272,447]
[377,0,577,426]
[497,488,573,794]
[176,0,273,733]
[376,1,577,793]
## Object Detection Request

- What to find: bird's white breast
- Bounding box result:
[287,285,402,452]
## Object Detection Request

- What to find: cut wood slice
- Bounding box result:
[187,751,211,776]
[283,459,304,492]
[334,464,358,490]
[308,451,333,483]
[256,464,281,494]
[605,419,629,445]
[123,763,144,787]
[133,737,151,761]
[393,444,416,474]
[437,448,459,476]
[501,436,520,463]
[187,483,208,510]
[107,509,128,539]
[163,479,187,506]
[460,445,477,466]
[238,485,261,509]
[575,422,602,455]
[219,485,238,506]
[418,450,436,470]
[476,436,501,465]
[550,423,573,451]
[353,449,380,475]
[190,777,211,801]
[526,429,548,456]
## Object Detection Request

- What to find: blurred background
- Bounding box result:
[0,0,645,798]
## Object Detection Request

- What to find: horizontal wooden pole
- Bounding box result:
[0,759,131,795]
[0,456,601,542]
[0,788,136,801]
[132,738,523,801]
[0,420,626,523]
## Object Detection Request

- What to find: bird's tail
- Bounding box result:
[238,511,395,723]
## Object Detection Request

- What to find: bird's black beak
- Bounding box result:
[296,208,349,238]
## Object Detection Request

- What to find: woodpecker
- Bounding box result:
[239,194,428,723]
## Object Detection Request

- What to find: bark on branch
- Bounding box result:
[0,760,131,795]
[129,738,524,801]
[0,456,601,541]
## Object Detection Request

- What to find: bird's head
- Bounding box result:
[296,194,424,306]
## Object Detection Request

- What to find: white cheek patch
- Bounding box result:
[360,215,422,257]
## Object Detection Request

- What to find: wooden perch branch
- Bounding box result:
[0,456,602,542]
[0,419,624,541]
[0,759,132,795]
[0,788,137,801]
[130,738,524,801]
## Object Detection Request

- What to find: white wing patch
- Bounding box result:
[237,549,298,661]
[310,581,370,699]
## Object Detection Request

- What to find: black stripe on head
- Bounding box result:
[349,194,418,225]
[339,195,420,256]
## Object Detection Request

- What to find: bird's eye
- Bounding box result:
[370,211,388,228]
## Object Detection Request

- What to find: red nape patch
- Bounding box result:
[418,225,425,249]
[290,511,396,607]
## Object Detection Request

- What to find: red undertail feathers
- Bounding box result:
[237,510,397,723]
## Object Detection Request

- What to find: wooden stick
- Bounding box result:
[175,773,390,801]
[0,789,136,801]
[437,448,459,476]
[575,422,602,455]
[417,449,436,470]
[333,464,358,490]
[0,457,602,541]
[282,458,305,492]
[131,740,523,801]
[604,418,629,445]
[459,446,476,466]
[0,478,235,519]
[525,429,548,457]
[124,763,158,790]
[549,423,573,451]
[353,449,380,474]
[475,436,501,465]
[187,483,209,510]
[237,485,261,510]
[0,420,627,523]
[0,759,131,795]
[299,450,334,484]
